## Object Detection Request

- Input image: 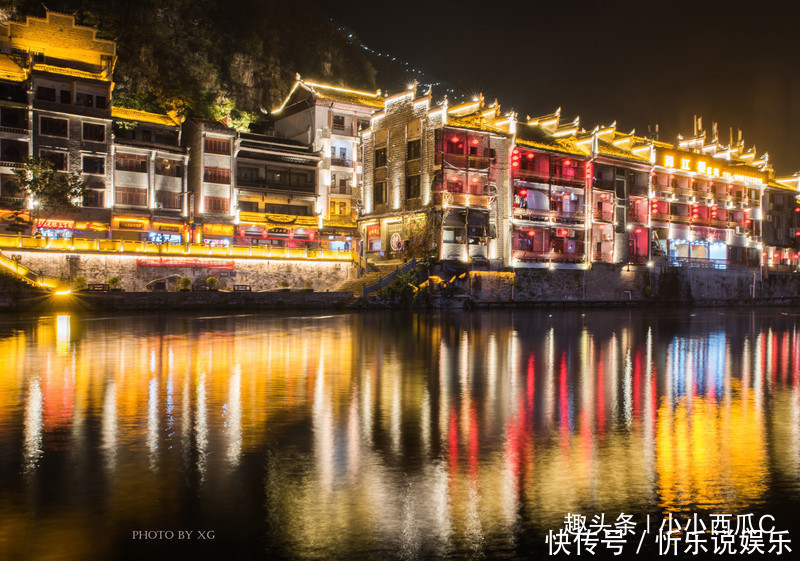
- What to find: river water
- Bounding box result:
[0,309,797,560]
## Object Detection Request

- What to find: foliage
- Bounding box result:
[1,0,378,124]
[72,276,87,290]
[279,279,290,288]
[376,270,418,299]
[205,276,219,289]
[401,210,439,261]
[178,276,192,290]
[303,279,314,290]
[107,276,121,288]
[11,158,88,230]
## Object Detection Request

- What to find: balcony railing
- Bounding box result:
[593,209,614,222]
[0,125,30,135]
[513,207,586,225]
[433,191,490,208]
[593,251,614,262]
[330,157,353,168]
[512,250,586,264]
[236,176,316,194]
[330,186,353,196]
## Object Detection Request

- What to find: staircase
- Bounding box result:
[334,260,406,299]
[0,250,60,289]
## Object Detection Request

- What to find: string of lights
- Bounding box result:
[333,23,470,101]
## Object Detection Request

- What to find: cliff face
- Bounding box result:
[0,0,377,121]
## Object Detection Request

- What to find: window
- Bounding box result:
[60,90,70,104]
[40,150,66,171]
[204,196,230,213]
[155,158,182,177]
[375,148,387,167]
[407,139,421,160]
[332,115,345,131]
[264,204,310,215]
[204,138,230,155]
[155,190,181,209]
[238,200,258,212]
[115,186,147,206]
[36,86,56,102]
[82,123,105,142]
[116,154,147,173]
[95,96,107,109]
[40,117,68,137]
[357,119,369,132]
[373,181,386,206]
[406,175,420,199]
[82,189,104,208]
[82,156,105,175]
[204,167,231,184]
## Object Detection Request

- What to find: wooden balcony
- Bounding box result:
[434,191,490,208]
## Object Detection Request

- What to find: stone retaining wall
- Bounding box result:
[9,250,351,292]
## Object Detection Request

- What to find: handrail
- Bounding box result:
[0,249,60,289]
[363,259,417,296]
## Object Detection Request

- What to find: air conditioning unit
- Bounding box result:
[155,202,163,209]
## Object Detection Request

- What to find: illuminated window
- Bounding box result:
[332,115,346,131]
[155,158,182,177]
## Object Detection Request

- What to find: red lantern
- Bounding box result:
[526,153,534,159]
[528,230,535,237]
[635,228,642,234]
[451,136,460,143]
[471,138,479,145]
[600,193,607,200]
[519,189,527,197]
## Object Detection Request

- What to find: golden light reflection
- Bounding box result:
[0,311,797,559]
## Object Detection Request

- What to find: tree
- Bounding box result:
[12,157,89,235]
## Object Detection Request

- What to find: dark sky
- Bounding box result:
[317,0,800,175]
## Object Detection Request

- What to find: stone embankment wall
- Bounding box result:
[468,266,800,304]
[11,251,350,292]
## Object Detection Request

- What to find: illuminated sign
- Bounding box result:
[136,258,234,269]
[657,148,764,184]
[366,224,380,238]
[202,224,234,236]
[36,219,74,229]
[118,221,144,229]
[153,224,182,233]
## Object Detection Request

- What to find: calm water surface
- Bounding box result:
[0,309,798,560]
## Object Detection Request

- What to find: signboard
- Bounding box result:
[136,258,234,269]
[119,221,145,230]
[36,219,74,229]
[657,148,766,185]
[153,224,182,233]
[203,224,234,236]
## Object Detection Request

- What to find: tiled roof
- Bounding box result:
[32,63,109,81]
[597,139,650,163]
[768,179,798,192]
[515,123,586,157]
[446,113,507,135]
[112,106,180,126]
[0,54,27,82]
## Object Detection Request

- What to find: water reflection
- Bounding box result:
[0,310,797,560]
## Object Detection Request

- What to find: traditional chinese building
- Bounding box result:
[0,10,116,238]
[358,86,510,265]
[110,107,187,242]
[648,120,767,269]
[233,132,322,248]
[509,112,590,268]
[271,76,383,236]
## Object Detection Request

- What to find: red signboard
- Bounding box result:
[366,224,380,238]
[136,258,234,269]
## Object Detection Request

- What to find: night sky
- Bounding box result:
[318,0,800,175]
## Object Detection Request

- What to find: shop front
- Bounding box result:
[112,216,150,240]
[34,219,74,239]
[201,223,234,247]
